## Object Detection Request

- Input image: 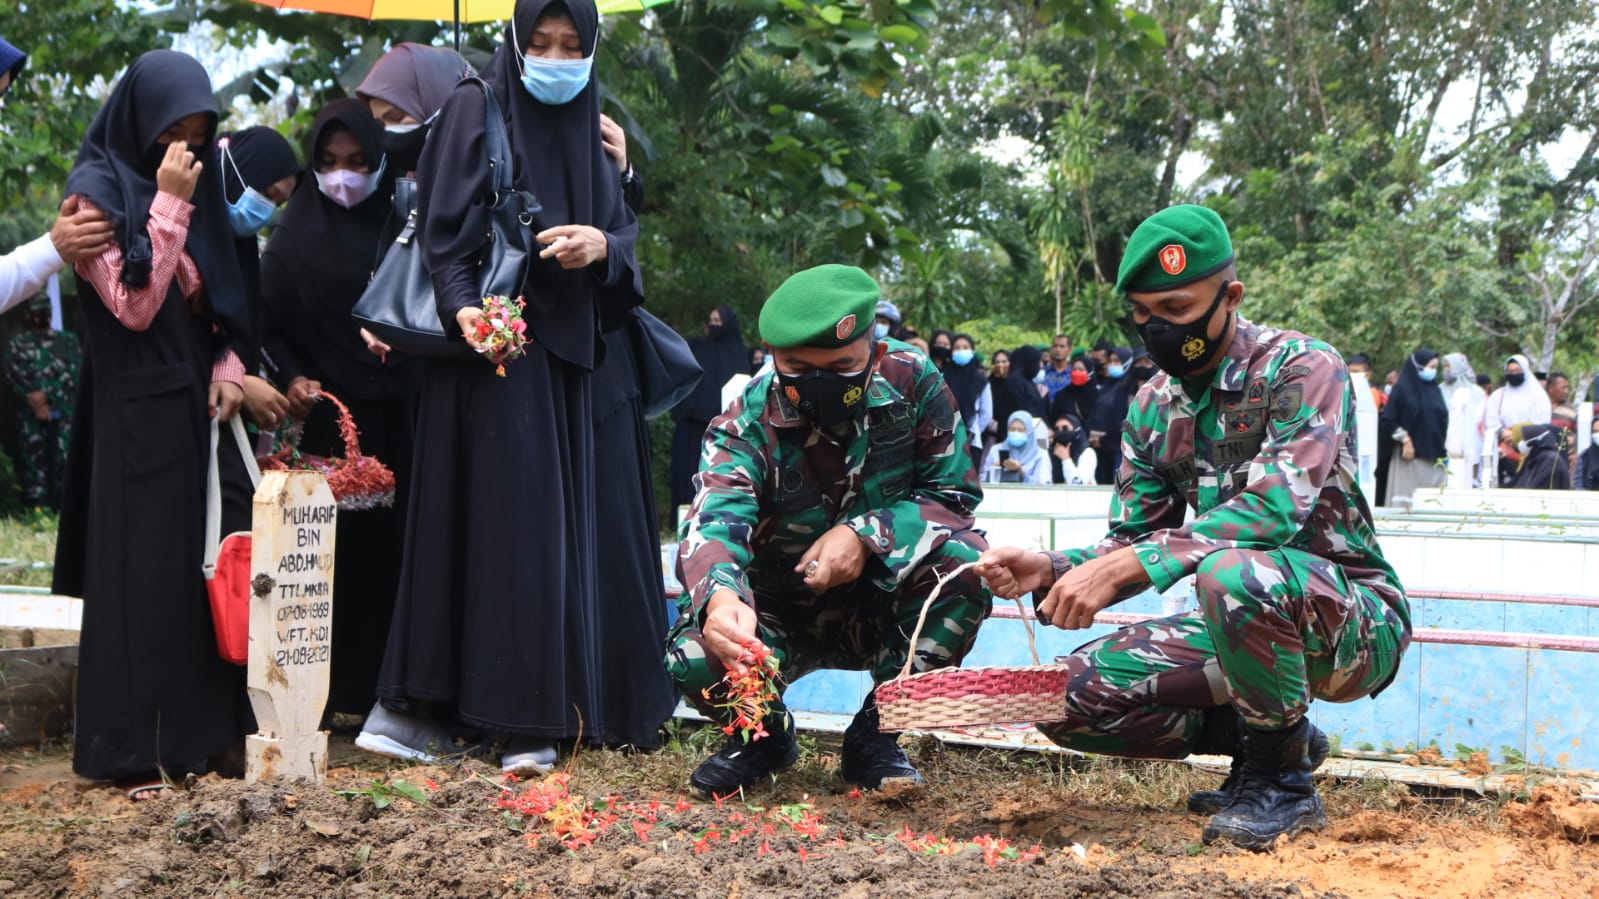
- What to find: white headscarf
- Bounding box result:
[1484,353,1552,433]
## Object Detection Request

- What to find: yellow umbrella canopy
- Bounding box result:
[246,0,670,19]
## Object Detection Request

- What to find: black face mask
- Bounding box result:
[777,365,872,430]
[1505,372,1526,388]
[930,345,951,364]
[26,311,51,330]
[1054,426,1076,447]
[706,322,733,341]
[383,124,429,173]
[1136,280,1231,377]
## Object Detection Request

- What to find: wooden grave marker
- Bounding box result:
[246,470,336,783]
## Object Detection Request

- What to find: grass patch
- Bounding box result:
[0,511,57,588]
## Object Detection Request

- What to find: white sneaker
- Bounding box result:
[500,738,558,776]
[354,704,457,763]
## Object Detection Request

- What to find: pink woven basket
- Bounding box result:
[258,390,396,511]
[875,563,1068,732]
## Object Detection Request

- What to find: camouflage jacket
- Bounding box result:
[4,329,81,414]
[677,340,980,625]
[1051,318,1408,623]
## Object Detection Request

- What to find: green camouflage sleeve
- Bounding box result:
[3,336,35,396]
[1134,343,1349,592]
[675,386,768,627]
[1048,396,1188,585]
[844,361,982,588]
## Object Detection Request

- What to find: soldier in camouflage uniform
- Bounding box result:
[668,264,991,798]
[4,294,80,509]
[979,206,1411,851]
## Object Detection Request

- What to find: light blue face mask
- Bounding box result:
[951,348,974,366]
[1006,431,1029,449]
[219,138,279,236]
[1106,363,1126,379]
[512,18,593,106]
[873,322,890,340]
[1418,367,1437,382]
[227,187,276,237]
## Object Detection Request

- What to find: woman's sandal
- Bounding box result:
[118,777,170,802]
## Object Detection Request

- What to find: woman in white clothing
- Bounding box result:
[1441,352,1485,487]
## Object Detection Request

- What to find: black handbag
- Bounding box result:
[352,77,538,358]
[630,309,703,419]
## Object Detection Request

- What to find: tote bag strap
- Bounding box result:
[456,76,515,196]
[204,416,263,573]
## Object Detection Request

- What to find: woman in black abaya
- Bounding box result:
[669,305,746,508]
[219,126,299,433]
[1379,348,1449,508]
[366,0,644,773]
[53,50,255,794]
[260,101,416,718]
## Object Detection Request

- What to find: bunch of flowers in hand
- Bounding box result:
[472,294,530,377]
[703,641,783,743]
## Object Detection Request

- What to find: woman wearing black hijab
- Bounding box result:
[52,50,255,795]
[1087,345,1136,486]
[219,126,298,431]
[1379,348,1449,508]
[941,332,990,472]
[260,100,416,720]
[987,348,1045,434]
[366,0,644,774]
[355,43,473,176]
[670,304,746,507]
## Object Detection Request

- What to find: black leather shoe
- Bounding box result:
[840,695,924,791]
[688,712,798,800]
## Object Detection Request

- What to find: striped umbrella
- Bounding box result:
[246,0,673,48]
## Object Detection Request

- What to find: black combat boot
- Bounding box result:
[688,710,799,800]
[1201,718,1328,850]
[840,694,924,791]
[1186,707,1330,816]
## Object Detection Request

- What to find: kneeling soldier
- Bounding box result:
[667,264,991,798]
[979,206,1411,850]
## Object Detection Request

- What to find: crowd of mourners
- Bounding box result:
[0,0,1594,852]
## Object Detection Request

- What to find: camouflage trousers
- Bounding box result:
[664,532,992,720]
[1036,547,1410,758]
[14,414,70,508]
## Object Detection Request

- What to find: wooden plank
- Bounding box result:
[0,644,78,744]
[30,628,79,648]
[245,471,335,784]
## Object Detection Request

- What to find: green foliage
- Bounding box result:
[334,779,430,810]
[0,0,166,208]
[949,319,1055,356]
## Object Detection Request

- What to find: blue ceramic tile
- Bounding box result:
[1416,643,1527,765]
[1525,648,1599,770]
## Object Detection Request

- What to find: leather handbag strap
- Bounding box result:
[458,76,515,196]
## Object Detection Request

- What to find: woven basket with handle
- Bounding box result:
[257,390,396,511]
[875,562,1069,732]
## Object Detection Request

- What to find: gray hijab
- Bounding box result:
[356,43,474,122]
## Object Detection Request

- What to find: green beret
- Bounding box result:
[1115,205,1234,295]
[758,264,879,348]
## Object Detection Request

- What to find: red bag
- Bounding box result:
[205,416,261,666]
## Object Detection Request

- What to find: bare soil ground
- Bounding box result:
[2,725,1598,898]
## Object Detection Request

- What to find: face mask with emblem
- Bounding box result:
[778,365,871,429]
[1137,279,1231,377]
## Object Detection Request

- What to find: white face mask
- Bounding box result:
[314,156,387,209]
